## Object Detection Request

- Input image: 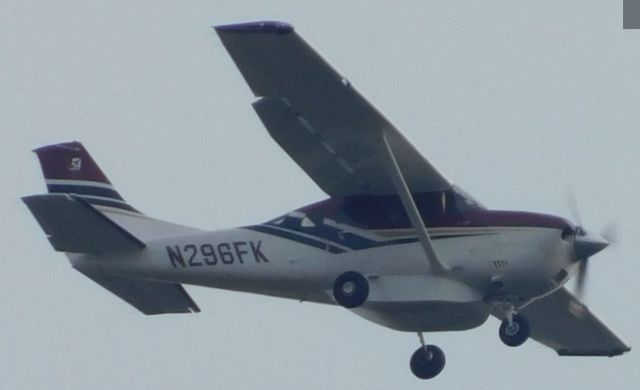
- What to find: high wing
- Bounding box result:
[215,21,451,197]
[496,287,630,356]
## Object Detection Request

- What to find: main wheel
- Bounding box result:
[332,271,369,308]
[410,345,445,380]
[499,314,530,347]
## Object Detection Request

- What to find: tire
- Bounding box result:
[332,271,369,308]
[499,314,530,347]
[410,345,446,380]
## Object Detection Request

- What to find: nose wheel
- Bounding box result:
[499,313,530,347]
[410,333,445,380]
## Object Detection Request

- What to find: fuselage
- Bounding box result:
[70,191,580,332]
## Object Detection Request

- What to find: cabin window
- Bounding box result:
[301,216,316,228]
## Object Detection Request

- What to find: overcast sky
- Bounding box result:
[2,1,639,389]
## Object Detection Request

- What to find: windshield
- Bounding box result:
[448,185,485,212]
[332,187,484,229]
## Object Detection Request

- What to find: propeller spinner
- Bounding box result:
[567,191,616,298]
[573,229,610,298]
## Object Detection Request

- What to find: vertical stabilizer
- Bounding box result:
[30,141,201,241]
[33,142,140,213]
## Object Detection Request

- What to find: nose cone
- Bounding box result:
[574,232,609,259]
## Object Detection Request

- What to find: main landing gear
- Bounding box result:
[332,271,369,308]
[410,332,445,380]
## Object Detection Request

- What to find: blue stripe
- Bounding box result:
[247,223,419,252]
[245,225,346,253]
[249,220,494,253]
[266,219,419,251]
[47,184,123,200]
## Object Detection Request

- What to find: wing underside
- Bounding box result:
[215,21,451,197]
[497,288,630,356]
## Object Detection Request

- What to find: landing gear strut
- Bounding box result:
[499,312,530,347]
[410,332,445,380]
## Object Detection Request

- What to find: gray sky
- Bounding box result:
[2,1,639,388]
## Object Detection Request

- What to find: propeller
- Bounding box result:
[566,189,616,299]
[572,229,610,299]
[600,221,620,245]
[567,189,583,228]
[575,260,588,299]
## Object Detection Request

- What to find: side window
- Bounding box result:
[301,216,316,228]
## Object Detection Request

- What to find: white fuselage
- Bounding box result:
[69,223,578,332]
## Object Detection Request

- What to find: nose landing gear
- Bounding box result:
[499,312,530,347]
[493,298,531,347]
[410,332,445,380]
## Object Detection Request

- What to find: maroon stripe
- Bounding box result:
[460,210,576,231]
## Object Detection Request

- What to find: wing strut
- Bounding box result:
[382,134,451,274]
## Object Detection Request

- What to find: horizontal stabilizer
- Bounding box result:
[23,194,145,254]
[75,270,200,315]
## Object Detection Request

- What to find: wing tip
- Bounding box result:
[557,345,631,357]
[213,21,294,35]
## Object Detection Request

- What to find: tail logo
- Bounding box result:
[69,157,82,172]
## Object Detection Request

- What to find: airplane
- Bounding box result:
[23,21,630,380]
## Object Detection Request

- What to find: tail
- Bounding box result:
[24,141,200,253]
[32,141,140,213]
[23,141,202,315]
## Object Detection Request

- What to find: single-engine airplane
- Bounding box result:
[24,21,630,379]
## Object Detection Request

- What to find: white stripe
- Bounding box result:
[46,179,115,190]
[323,218,387,241]
[336,156,355,174]
[77,194,129,205]
[92,204,142,216]
[296,115,317,134]
[281,97,292,108]
[321,140,336,155]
